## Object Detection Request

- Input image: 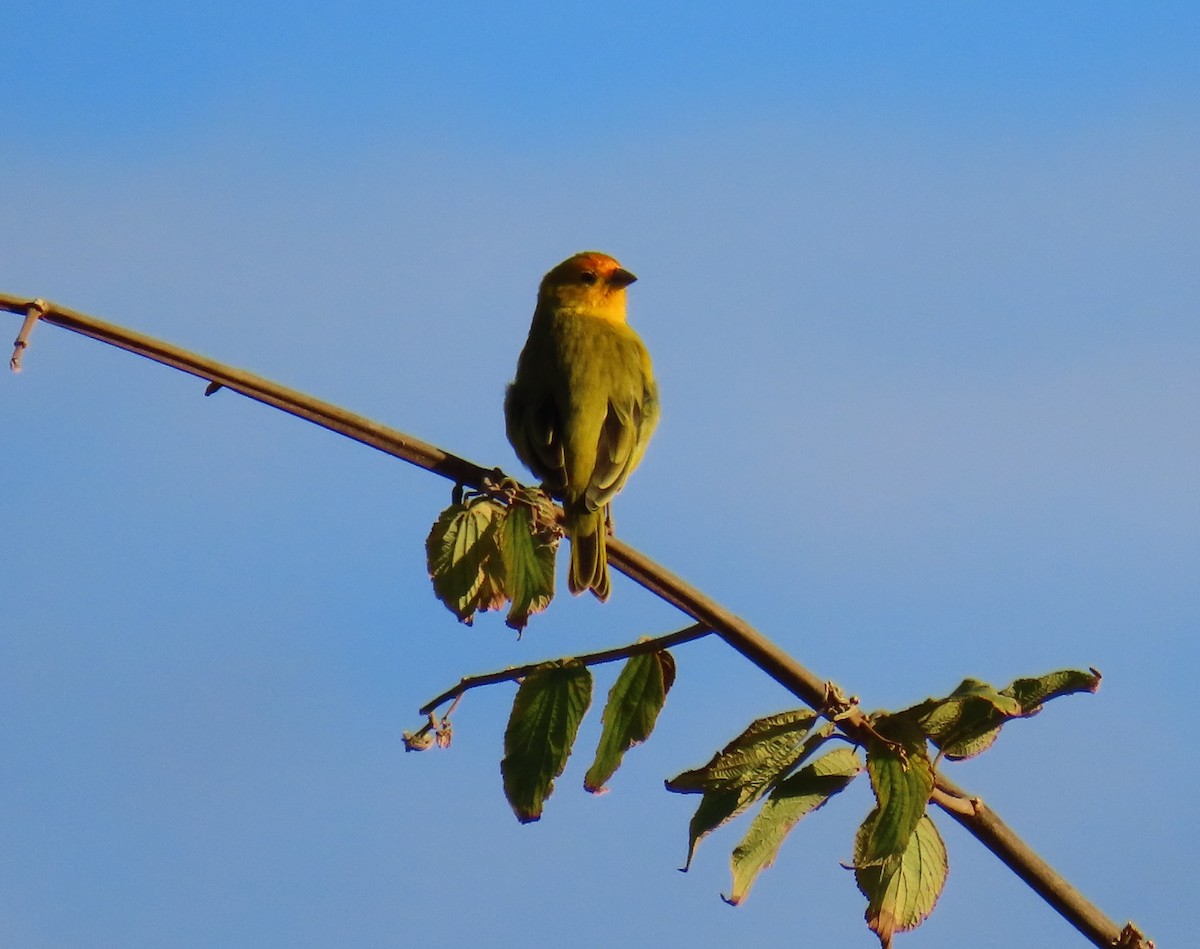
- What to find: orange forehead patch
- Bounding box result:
[544,251,624,284]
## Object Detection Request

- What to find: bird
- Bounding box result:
[505,251,659,601]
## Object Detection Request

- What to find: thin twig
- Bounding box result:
[0,294,1147,949]
[419,622,711,716]
[929,785,977,817]
[9,299,46,372]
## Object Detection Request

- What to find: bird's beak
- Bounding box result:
[609,268,638,288]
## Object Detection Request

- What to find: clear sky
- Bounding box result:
[2,3,1196,947]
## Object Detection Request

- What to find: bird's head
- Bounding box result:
[537,251,637,322]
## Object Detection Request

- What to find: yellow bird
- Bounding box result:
[505,252,659,601]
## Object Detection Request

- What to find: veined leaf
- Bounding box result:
[912,678,1020,760]
[727,746,862,905]
[1006,668,1100,710]
[860,719,934,867]
[666,710,826,868]
[426,497,508,624]
[919,679,1019,736]
[855,814,948,948]
[584,650,675,793]
[501,665,592,823]
[500,500,557,632]
[902,668,1101,760]
[666,709,818,794]
[680,789,744,869]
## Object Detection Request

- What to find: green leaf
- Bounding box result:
[938,723,1003,760]
[906,668,1101,760]
[855,814,948,948]
[911,678,1021,760]
[584,650,675,793]
[501,664,593,823]
[500,500,558,632]
[918,679,1020,736]
[665,709,825,868]
[680,789,744,868]
[727,747,862,905]
[666,709,818,794]
[426,497,508,624]
[1006,668,1101,709]
[860,718,934,867]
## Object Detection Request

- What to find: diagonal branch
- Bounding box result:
[1,292,492,487]
[1,293,1149,949]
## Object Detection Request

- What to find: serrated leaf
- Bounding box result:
[910,678,1021,760]
[855,814,948,948]
[1006,668,1101,709]
[584,650,675,793]
[666,709,818,794]
[860,719,934,867]
[918,678,1020,737]
[679,789,744,869]
[727,747,862,905]
[903,668,1101,760]
[500,500,557,632]
[426,497,508,624]
[501,665,592,823]
[666,710,826,868]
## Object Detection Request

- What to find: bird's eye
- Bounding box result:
[579,271,597,285]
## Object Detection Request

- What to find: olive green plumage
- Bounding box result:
[505,252,659,601]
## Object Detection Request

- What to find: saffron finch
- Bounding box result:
[505,252,659,601]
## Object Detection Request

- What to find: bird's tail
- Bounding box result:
[567,506,610,601]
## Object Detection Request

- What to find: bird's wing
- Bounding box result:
[514,389,567,496]
[585,391,651,511]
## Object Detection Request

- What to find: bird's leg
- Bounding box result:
[604,505,614,536]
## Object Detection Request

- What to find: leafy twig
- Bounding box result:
[0,293,1149,949]
[418,622,710,717]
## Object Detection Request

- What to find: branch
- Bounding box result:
[418,622,711,717]
[1,292,492,488]
[1,293,1149,949]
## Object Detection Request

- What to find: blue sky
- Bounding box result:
[2,4,1196,947]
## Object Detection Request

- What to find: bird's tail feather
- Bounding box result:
[568,507,610,601]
